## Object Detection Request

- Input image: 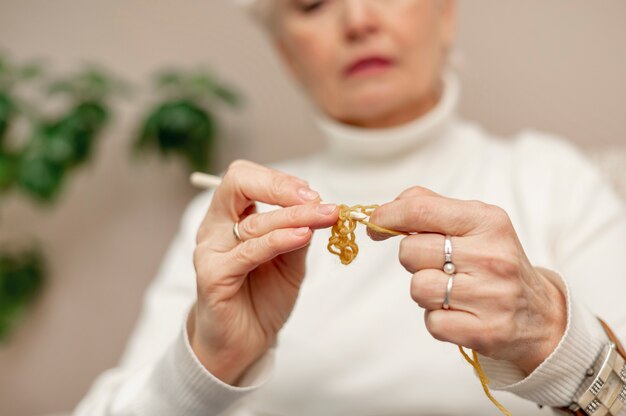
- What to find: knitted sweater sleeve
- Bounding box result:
[478,133,626,413]
[73,191,274,415]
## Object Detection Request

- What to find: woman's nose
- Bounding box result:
[342,0,379,42]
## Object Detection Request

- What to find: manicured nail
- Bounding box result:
[293,227,310,236]
[317,204,337,215]
[298,187,319,201]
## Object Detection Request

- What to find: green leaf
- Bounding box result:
[0,248,45,342]
[155,70,184,89]
[0,54,7,75]
[47,79,77,96]
[0,91,15,142]
[211,84,240,107]
[0,151,18,191]
[47,67,128,102]
[134,99,216,171]
[16,152,65,203]
[17,62,44,81]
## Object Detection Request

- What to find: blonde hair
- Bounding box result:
[238,0,276,31]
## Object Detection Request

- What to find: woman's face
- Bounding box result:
[274,0,456,128]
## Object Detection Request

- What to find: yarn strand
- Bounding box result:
[327,204,405,265]
[327,204,512,415]
[459,346,512,416]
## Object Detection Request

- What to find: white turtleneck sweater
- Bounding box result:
[75,74,626,416]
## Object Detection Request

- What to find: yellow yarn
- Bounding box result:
[327,204,512,415]
[327,204,405,265]
[459,346,512,416]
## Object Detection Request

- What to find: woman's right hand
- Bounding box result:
[188,160,338,385]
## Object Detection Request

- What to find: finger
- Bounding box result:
[411,269,514,315]
[270,244,310,293]
[410,269,479,312]
[225,226,313,277]
[399,233,468,273]
[424,309,484,350]
[237,204,338,241]
[366,187,441,240]
[394,185,441,200]
[367,196,491,241]
[212,160,320,220]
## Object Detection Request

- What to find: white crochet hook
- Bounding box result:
[190,172,368,221]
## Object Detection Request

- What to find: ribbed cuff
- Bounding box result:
[130,322,275,415]
[478,269,608,407]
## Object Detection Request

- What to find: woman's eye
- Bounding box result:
[297,0,325,13]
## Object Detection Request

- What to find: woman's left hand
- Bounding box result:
[368,186,567,375]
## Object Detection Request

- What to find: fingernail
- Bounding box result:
[367,228,385,241]
[298,187,319,201]
[293,227,310,236]
[317,204,337,215]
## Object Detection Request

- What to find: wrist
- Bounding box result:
[515,267,568,374]
[559,319,626,415]
[477,278,612,407]
[186,305,260,386]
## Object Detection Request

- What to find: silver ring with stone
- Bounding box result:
[233,221,243,242]
[443,235,456,275]
[443,273,455,310]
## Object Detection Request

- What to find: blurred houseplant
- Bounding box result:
[0,53,125,342]
[134,68,239,172]
[0,248,45,340]
[0,56,240,342]
[0,55,42,192]
[0,55,126,202]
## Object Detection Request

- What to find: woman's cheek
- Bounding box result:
[287,29,335,83]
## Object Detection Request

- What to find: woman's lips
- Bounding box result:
[345,56,393,78]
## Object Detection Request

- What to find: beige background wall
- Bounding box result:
[0,1,624,415]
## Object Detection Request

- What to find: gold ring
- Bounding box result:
[233,221,243,242]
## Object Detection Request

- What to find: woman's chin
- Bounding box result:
[327,80,438,128]
[334,94,408,127]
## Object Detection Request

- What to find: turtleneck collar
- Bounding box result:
[314,71,460,161]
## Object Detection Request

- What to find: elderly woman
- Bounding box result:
[77,1,626,415]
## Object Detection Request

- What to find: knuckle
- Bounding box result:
[470,199,490,211]
[487,204,512,230]
[269,175,291,200]
[503,280,524,303]
[425,313,447,342]
[413,272,430,293]
[397,186,429,200]
[224,159,245,178]
[235,242,256,267]
[410,274,422,303]
[470,199,491,218]
[193,245,216,282]
[490,203,509,218]
[240,215,258,237]
[497,256,521,278]
[284,206,301,224]
[416,271,440,303]
[410,185,429,193]
[480,252,520,278]
[408,202,429,223]
[265,231,283,253]
[230,159,250,171]
[223,159,257,185]
[398,238,415,270]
